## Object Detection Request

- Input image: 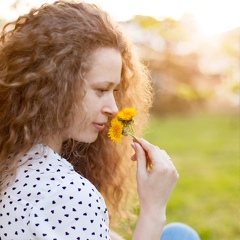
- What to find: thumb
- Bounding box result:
[131,142,147,176]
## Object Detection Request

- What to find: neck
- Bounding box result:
[41,134,63,155]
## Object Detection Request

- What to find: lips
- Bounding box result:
[93,122,106,131]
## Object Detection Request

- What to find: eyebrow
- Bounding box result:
[91,81,119,87]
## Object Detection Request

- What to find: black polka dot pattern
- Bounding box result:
[0,144,110,239]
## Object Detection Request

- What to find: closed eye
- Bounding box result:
[97,89,108,93]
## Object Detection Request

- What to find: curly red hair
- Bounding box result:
[0,0,153,217]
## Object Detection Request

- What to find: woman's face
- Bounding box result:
[64,47,122,143]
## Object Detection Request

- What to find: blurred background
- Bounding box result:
[0,0,239,239]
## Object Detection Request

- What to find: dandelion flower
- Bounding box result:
[108,107,152,168]
[108,107,137,142]
[117,108,137,121]
[108,118,124,142]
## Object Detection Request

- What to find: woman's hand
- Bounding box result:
[131,138,179,214]
[131,138,179,240]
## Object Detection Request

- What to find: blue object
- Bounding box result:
[161,222,201,240]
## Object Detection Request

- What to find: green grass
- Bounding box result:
[114,113,239,240]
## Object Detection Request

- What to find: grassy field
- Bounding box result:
[114,112,239,240]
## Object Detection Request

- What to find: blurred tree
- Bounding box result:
[133,15,159,29]
[221,27,239,59]
[221,28,240,95]
[133,14,199,50]
[131,15,205,113]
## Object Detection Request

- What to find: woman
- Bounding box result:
[0,1,200,239]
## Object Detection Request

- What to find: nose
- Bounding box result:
[103,94,118,116]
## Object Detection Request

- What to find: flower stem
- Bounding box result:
[128,124,135,136]
[127,132,140,144]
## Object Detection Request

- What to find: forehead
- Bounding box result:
[89,47,122,70]
[86,47,122,85]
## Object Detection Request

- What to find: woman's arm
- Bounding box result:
[131,138,179,240]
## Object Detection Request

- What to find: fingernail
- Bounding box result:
[131,142,136,150]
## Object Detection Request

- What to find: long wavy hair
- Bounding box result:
[0,0,153,217]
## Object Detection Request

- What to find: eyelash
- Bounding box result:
[97,89,119,93]
[97,89,108,93]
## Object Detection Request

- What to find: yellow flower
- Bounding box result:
[108,118,124,142]
[117,108,137,121]
[108,107,152,168]
[108,107,138,142]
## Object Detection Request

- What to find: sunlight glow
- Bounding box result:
[0,0,239,36]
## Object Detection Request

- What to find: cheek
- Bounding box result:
[84,100,102,115]
[80,92,104,121]
[69,105,85,129]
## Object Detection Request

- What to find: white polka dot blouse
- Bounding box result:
[0,143,110,240]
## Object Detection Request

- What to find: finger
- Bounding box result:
[160,150,173,164]
[134,138,159,164]
[131,142,147,176]
[130,153,137,161]
[134,138,155,152]
[160,149,169,159]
